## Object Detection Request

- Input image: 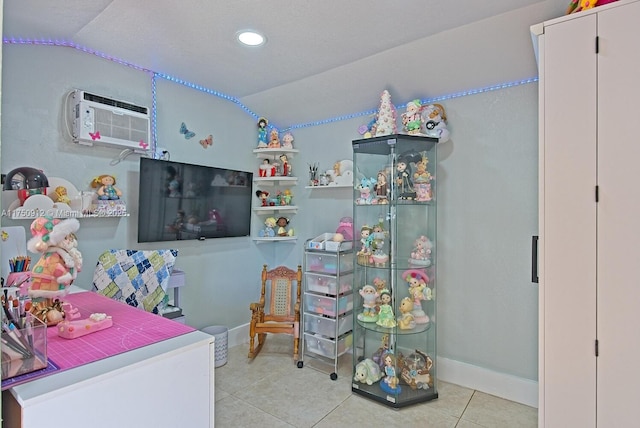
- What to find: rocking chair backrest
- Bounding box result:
[264,265,300,319]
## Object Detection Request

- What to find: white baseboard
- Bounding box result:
[229,324,538,408]
[437,356,538,408]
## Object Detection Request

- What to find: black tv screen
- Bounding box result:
[138,158,253,242]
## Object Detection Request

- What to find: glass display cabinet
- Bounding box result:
[351,134,438,408]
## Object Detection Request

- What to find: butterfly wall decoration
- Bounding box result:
[89,131,101,141]
[180,122,196,139]
[139,140,149,150]
[199,135,213,149]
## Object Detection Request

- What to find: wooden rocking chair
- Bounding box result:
[248,264,302,361]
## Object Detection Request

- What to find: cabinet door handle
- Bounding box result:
[531,235,539,284]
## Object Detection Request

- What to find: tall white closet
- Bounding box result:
[532,1,640,426]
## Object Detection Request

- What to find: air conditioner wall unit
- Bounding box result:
[70,89,151,153]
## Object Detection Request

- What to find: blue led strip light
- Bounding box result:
[3,38,539,132]
[151,73,158,154]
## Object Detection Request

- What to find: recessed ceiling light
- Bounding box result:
[237,30,266,47]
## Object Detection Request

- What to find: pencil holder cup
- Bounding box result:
[2,313,47,381]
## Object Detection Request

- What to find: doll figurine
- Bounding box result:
[357,225,373,263]
[401,99,423,135]
[413,153,433,202]
[281,132,294,149]
[258,217,276,237]
[380,353,401,394]
[396,150,422,200]
[257,117,268,148]
[27,216,83,325]
[279,154,291,176]
[409,235,432,266]
[358,284,379,322]
[373,170,389,204]
[402,269,431,324]
[259,159,277,177]
[376,289,397,328]
[268,128,281,148]
[54,186,72,205]
[256,190,270,207]
[276,217,293,237]
[421,103,450,143]
[370,224,389,267]
[92,174,122,200]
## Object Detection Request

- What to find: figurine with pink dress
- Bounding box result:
[401,269,431,324]
[409,235,432,267]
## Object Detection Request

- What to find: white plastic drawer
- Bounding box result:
[304,293,353,317]
[305,252,354,275]
[304,312,353,338]
[304,272,353,296]
[304,332,353,358]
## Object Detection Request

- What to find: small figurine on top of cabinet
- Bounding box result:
[92,174,122,200]
[257,117,268,148]
[421,103,450,143]
[281,132,294,149]
[402,269,431,324]
[358,284,379,322]
[401,99,424,135]
[376,289,397,328]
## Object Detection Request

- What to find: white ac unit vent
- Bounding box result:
[70,90,150,153]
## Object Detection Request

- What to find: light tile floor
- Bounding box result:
[215,335,537,428]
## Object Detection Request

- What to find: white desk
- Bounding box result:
[2,325,215,427]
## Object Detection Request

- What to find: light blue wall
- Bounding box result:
[1,26,538,384]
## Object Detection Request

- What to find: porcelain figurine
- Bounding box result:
[397,297,416,330]
[409,235,432,267]
[373,170,389,204]
[370,224,389,267]
[380,353,402,394]
[402,269,431,324]
[354,358,383,385]
[358,284,379,322]
[257,117,268,148]
[376,289,397,328]
[401,99,423,135]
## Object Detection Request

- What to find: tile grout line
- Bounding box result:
[454,389,477,427]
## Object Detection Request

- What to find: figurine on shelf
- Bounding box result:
[397,297,416,330]
[400,350,434,390]
[370,224,389,267]
[92,174,122,200]
[259,159,277,177]
[396,150,422,200]
[357,225,373,263]
[401,99,424,135]
[376,289,397,328]
[373,170,389,204]
[354,358,383,385]
[279,154,291,177]
[380,353,401,394]
[256,190,270,207]
[54,186,72,205]
[257,117,268,148]
[27,216,82,325]
[402,269,431,324]
[281,132,294,149]
[421,103,450,143]
[276,217,294,237]
[356,177,375,205]
[268,128,281,148]
[258,217,276,237]
[409,235,432,266]
[358,284,379,322]
[413,152,433,202]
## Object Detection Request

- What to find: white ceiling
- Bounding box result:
[3,0,565,127]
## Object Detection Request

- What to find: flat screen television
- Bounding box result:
[137,157,253,242]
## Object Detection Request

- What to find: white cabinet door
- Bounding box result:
[540,13,597,428]
[597,3,640,425]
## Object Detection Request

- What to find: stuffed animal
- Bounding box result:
[354,358,383,385]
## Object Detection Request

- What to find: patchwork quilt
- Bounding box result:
[92,249,178,314]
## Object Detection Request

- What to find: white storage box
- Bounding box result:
[305,272,353,296]
[304,293,353,317]
[304,332,353,358]
[308,233,353,251]
[304,312,353,339]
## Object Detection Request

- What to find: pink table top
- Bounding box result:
[47,291,195,370]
